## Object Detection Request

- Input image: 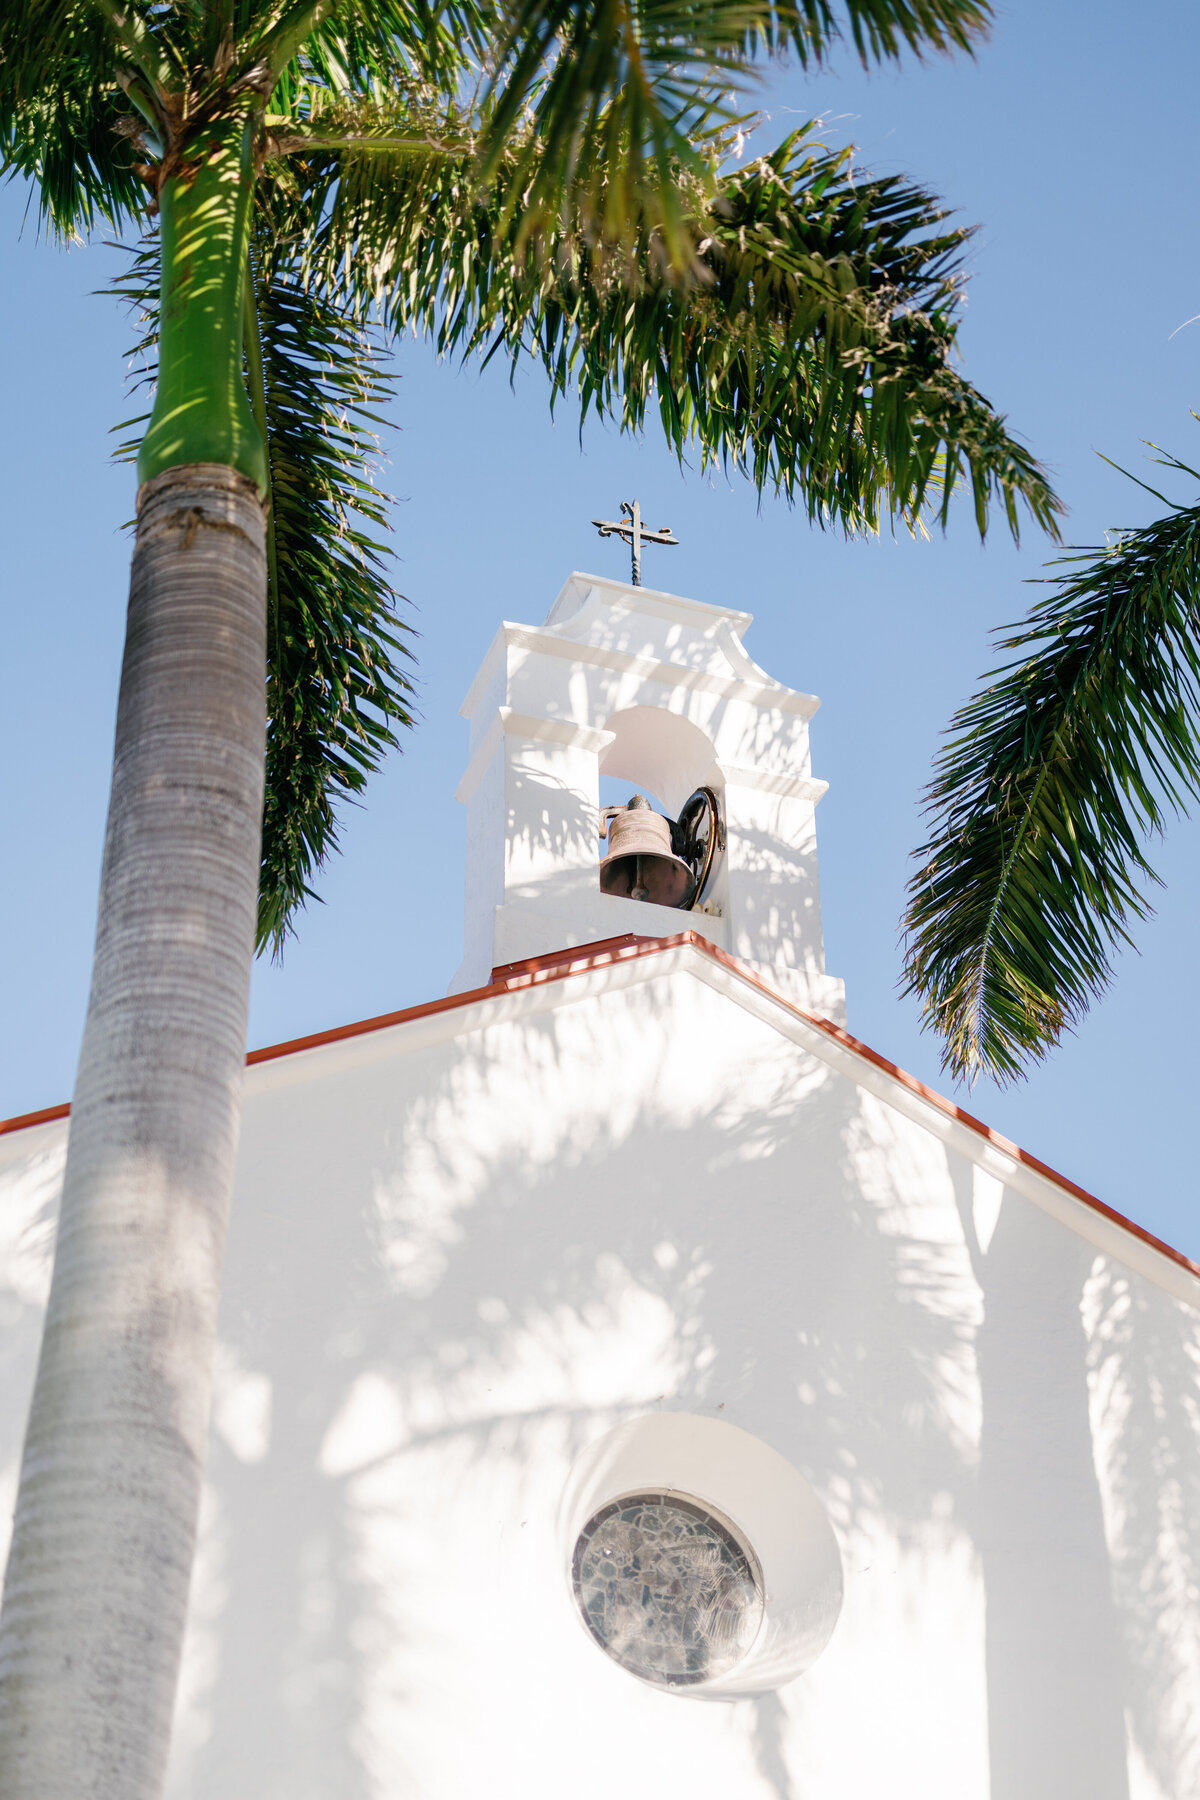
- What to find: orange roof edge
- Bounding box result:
[4,931,1197,1285]
[0,1100,72,1137]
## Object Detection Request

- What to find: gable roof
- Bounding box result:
[4,931,1197,1303]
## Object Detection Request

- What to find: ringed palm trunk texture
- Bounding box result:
[0,464,267,1799]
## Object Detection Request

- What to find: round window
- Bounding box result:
[571,1491,764,1686]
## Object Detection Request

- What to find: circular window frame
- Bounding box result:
[559,1413,844,1700]
[570,1488,765,1689]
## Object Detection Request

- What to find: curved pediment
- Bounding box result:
[540,573,820,717]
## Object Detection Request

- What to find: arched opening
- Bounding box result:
[599,706,720,816]
[597,709,724,912]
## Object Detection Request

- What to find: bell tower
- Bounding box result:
[449,571,845,1023]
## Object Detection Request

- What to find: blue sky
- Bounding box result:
[3,0,1200,1256]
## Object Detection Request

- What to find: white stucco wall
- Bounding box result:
[2,944,1198,1799]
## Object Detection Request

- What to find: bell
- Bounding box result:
[599,795,696,909]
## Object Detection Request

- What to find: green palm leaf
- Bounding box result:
[782,0,991,64]
[249,233,415,955]
[903,453,1200,1083]
[524,134,1055,535]
[280,122,1057,535]
[260,0,487,106]
[479,0,763,261]
[477,0,991,263]
[0,1,149,234]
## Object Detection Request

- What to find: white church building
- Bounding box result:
[3,568,1200,1799]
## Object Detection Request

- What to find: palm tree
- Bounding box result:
[0,0,1059,1793]
[903,447,1200,1084]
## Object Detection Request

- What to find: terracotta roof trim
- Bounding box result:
[3,931,1197,1288]
[0,1099,72,1138]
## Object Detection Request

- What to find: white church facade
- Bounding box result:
[2,570,1200,1798]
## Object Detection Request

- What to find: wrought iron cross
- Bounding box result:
[592,499,678,586]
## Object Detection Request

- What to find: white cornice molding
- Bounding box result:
[721,763,829,803]
[456,707,826,806]
[458,625,509,722]
[462,620,820,721]
[455,706,616,803]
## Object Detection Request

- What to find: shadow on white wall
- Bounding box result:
[3,986,1199,1799]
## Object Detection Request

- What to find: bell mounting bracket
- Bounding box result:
[673,787,724,908]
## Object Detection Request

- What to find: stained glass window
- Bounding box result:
[571,1492,763,1686]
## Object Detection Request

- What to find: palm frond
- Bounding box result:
[109,225,415,954]
[781,0,991,66]
[251,232,415,955]
[476,0,990,264]
[0,1,149,234]
[903,460,1200,1083]
[279,122,1057,535]
[524,137,1057,535]
[479,0,758,264]
[261,0,486,106]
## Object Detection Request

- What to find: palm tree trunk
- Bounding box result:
[0,462,267,1799]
